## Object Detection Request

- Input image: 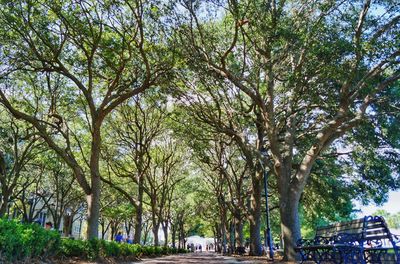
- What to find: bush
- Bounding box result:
[59,239,88,258]
[101,240,120,257]
[178,247,188,253]
[59,239,184,260]
[0,218,60,262]
[0,219,186,262]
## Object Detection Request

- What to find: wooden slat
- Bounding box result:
[315,217,391,241]
[316,220,364,236]
[365,228,387,236]
[365,222,385,229]
[363,234,390,241]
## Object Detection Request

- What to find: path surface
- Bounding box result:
[132,252,266,264]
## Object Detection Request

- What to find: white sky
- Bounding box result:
[356,191,400,216]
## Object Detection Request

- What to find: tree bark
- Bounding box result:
[86,121,103,239]
[171,224,176,248]
[235,218,244,247]
[221,222,227,254]
[162,221,169,247]
[279,188,301,261]
[0,192,10,217]
[86,188,100,239]
[229,221,235,254]
[134,182,144,244]
[143,223,150,245]
[153,223,160,246]
[248,176,262,256]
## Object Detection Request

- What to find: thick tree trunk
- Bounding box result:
[153,223,160,246]
[178,227,182,249]
[87,123,102,240]
[235,218,244,247]
[216,225,222,253]
[221,222,227,254]
[163,222,169,247]
[249,176,262,256]
[229,221,235,254]
[280,191,301,261]
[86,180,101,239]
[179,222,186,249]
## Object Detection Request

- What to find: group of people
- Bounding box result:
[115,232,133,244]
[188,243,202,252]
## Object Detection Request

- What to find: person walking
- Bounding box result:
[115,232,124,243]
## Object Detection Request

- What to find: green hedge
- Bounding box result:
[0,219,187,262]
[0,218,60,262]
[59,238,188,260]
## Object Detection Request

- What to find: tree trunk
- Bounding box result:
[134,181,144,244]
[101,221,106,239]
[162,221,169,247]
[280,190,301,261]
[229,221,235,254]
[178,227,181,249]
[179,222,185,249]
[221,222,227,254]
[87,123,102,240]
[86,185,100,239]
[249,176,262,256]
[143,224,150,245]
[235,218,244,247]
[153,223,160,246]
[0,192,9,217]
[171,224,176,248]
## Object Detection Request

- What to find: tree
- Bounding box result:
[373,210,400,230]
[145,136,186,246]
[37,154,84,233]
[172,71,266,254]
[102,94,167,244]
[176,0,400,259]
[196,138,250,251]
[0,0,174,238]
[0,110,42,217]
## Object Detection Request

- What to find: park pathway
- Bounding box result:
[132,252,266,264]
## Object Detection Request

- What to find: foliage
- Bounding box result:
[0,218,60,262]
[372,210,400,230]
[0,0,399,261]
[59,238,187,260]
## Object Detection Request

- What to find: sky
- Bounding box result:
[356,191,400,217]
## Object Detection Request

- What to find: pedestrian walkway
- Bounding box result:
[132,252,265,263]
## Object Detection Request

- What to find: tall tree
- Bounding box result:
[0,0,173,238]
[176,0,400,259]
[145,136,186,246]
[173,71,266,254]
[102,94,168,244]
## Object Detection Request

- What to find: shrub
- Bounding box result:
[178,247,188,253]
[87,238,101,259]
[0,218,60,262]
[101,240,120,257]
[59,239,184,260]
[0,218,186,262]
[59,239,88,258]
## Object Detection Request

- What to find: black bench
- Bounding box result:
[295,215,400,263]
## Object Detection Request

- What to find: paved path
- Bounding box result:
[132,252,265,263]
